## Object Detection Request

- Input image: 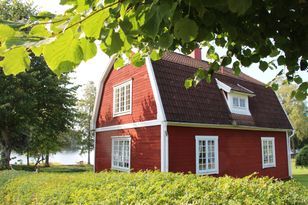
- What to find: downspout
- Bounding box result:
[287,130,295,178]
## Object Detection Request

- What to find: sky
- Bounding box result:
[33,0,308,90]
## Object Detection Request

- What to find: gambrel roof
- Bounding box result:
[151,52,292,130]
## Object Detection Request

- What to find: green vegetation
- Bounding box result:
[0,171,307,204]
[293,159,308,187]
[296,146,308,167]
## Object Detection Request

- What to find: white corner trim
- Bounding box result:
[286,130,295,178]
[215,78,231,93]
[145,57,168,172]
[91,55,117,130]
[261,137,276,169]
[195,135,219,175]
[96,120,161,132]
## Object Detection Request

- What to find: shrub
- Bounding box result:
[0,171,307,205]
[296,145,308,167]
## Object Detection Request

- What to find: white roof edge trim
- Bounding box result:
[91,55,117,130]
[237,83,254,94]
[215,78,231,93]
[275,92,294,130]
[145,56,166,121]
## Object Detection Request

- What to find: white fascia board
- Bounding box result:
[91,55,117,130]
[96,120,161,132]
[275,92,294,130]
[215,78,231,93]
[167,121,291,132]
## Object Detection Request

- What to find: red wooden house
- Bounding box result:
[92,50,293,179]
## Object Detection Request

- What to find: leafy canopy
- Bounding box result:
[0,0,307,99]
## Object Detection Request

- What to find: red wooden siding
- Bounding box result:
[168,126,289,179]
[96,64,157,128]
[95,126,161,172]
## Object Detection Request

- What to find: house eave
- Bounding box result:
[167,121,291,132]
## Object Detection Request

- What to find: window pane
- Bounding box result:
[240,98,245,107]
[233,97,239,107]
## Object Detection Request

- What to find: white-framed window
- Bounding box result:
[113,80,132,117]
[261,137,276,168]
[228,93,251,115]
[195,136,219,175]
[111,136,131,172]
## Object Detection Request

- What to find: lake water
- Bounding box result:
[11,151,95,165]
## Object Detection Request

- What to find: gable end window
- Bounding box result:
[261,137,276,168]
[113,80,132,117]
[111,136,131,172]
[195,136,219,175]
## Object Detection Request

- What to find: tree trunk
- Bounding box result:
[45,152,50,167]
[26,152,30,166]
[87,148,90,165]
[0,128,11,170]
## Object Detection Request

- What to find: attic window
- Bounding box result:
[216,78,254,116]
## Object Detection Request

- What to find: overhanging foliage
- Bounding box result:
[0,0,307,99]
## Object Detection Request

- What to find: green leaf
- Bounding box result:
[79,38,97,62]
[142,6,162,39]
[221,56,232,66]
[0,47,30,75]
[131,53,145,67]
[277,55,285,65]
[228,0,252,15]
[29,25,51,38]
[232,61,241,75]
[81,9,109,38]
[259,61,268,71]
[158,33,173,49]
[114,58,125,69]
[210,62,220,71]
[174,18,198,43]
[0,24,16,42]
[104,31,124,56]
[294,75,302,84]
[43,30,83,74]
[184,78,193,89]
[271,83,279,91]
[150,50,161,61]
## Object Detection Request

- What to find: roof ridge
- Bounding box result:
[160,52,264,86]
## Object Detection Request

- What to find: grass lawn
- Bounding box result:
[292,159,308,187]
[11,164,93,173]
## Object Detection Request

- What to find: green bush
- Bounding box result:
[296,145,308,167]
[0,171,307,205]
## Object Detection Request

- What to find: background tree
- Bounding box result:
[0,0,78,169]
[77,81,96,165]
[0,0,307,100]
[276,77,308,151]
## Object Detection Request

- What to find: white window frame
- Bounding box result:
[113,80,132,117]
[111,136,131,172]
[195,136,219,175]
[261,137,276,169]
[227,92,251,115]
